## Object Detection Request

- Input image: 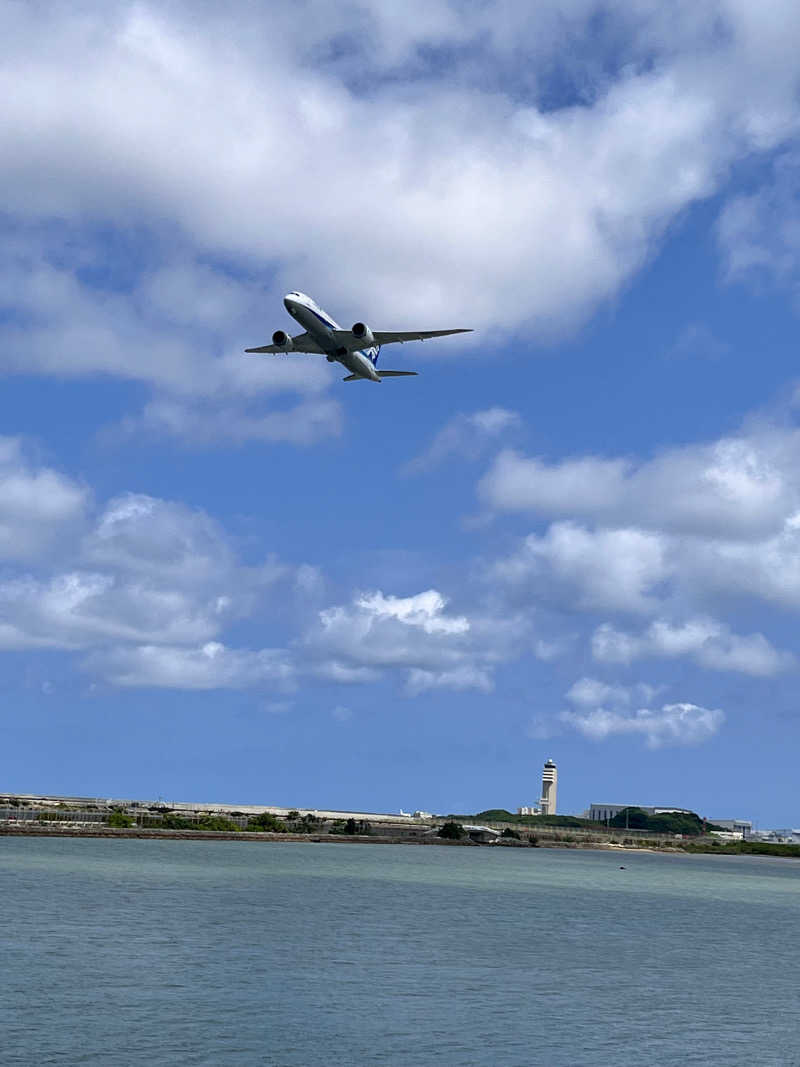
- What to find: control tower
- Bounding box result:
[540,759,557,816]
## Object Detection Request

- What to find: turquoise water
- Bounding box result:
[2,838,799,1066]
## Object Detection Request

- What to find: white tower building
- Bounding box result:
[540,759,557,816]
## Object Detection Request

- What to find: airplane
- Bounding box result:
[244,291,472,382]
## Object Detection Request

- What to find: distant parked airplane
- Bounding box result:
[245,291,472,382]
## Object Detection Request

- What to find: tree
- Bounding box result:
[159,814,195,830]
[107,811,134,828]
[438,821,465,840]
[196,816,241,832]
[609,807,649,830]
[246,812,288,833]
[608,807,712,836]
[501,827,520,839]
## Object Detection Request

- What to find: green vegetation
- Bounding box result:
[438,821,466,840]
[329,817,371,835]
[93,808,330,834]
[157,814,195,830]
[463,807,724,837]
[500,827,521,839]
[287,812,322,833]
[608,808,721,836]
[153,813,241,832]
[195,816,241,832]
[107,811,134,828]
[246,812,288,833]
[468,809,598,829]
[678,839,800,858]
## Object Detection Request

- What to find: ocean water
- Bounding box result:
[2,838,799,1066]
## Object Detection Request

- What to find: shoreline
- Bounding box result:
[0,824,673,852]
[5,824,798,860]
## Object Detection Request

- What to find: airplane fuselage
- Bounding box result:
[284,292,381,382]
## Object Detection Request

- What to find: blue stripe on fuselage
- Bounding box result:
[302,303,378,367]
[309,308,337,330]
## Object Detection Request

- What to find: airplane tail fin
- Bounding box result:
[368,345,381,366]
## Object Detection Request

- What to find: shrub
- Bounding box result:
[329,818,370,835]
[159,814,195,830]
[107,811,134,828]
[196,816,241,832]
[246,812,288,833]
[438,821,465,840]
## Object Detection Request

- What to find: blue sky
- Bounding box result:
[2,1,800,824]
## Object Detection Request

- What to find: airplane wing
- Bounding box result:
[244,332,325,354]
[372,329,472,345]
[330,328,472,351]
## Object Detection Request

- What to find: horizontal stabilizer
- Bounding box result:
[342,371,418,381]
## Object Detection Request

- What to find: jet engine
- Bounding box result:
[272,329,293,350]
[351,322,375,347]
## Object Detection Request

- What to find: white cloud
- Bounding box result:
[561,701,725,747]
[125,396,343,447]
[307,588,503,692]
[565,677,634,709]
[85,494,236,586]
[0,437,88,560]
[483,414,800,628]
[407,665,494,694]
[0,239,342,446]
[481,432,795,539]
[0,482,314,693]
[354,590,469,635]
[526,713,559,741]
[493,522,667,614]
[533,637,573,661]
[86,641,294,690]
[1,0,799,413]
[592,618,794,677]
[313,661,382,685]
[718,151,800,293]
[0,571,222,650]
[405,408,521,473]
[681,515,800,609]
